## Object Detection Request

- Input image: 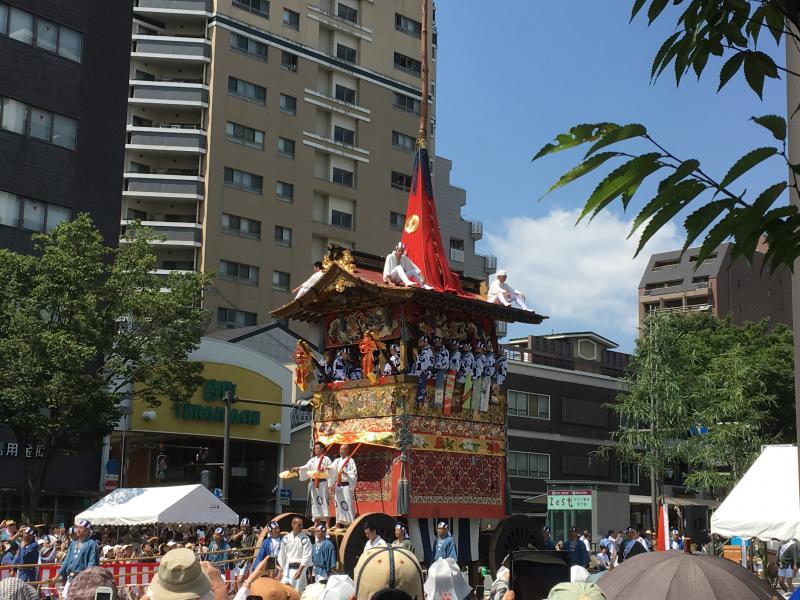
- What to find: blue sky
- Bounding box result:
[432,0,787,352]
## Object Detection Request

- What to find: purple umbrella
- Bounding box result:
[598,551,779,600]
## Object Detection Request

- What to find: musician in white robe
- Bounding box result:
[486,270,531,310]
[293,261,324,299]
[292,442,332,525]
[383,242,430,288]
[329,444,358,529]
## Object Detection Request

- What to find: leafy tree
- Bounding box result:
[600,311,791,515]
[684,344,777,490]
[597,311,693,521]
[533,0,800,271]
[0,215,211,520]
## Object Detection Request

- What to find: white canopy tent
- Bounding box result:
[76,484,239,526]
[711,445,800,541]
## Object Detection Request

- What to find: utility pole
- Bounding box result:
[222,390,233,503]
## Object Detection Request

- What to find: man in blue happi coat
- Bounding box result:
[13,527,38,582]
[253,522,283,572]
[311,524,336,584]
[433,521,457,561]
[53,519,99,586]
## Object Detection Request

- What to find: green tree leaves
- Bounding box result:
[534,113,790,271]
[0,214,211,519]
[605,312,792,494]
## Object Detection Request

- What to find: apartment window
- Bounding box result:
[652,258,680,270]
[394,51,421,75]
[331,209,353,229]
[391,171,412,192]
[220,259,259,285]
[228,76,266,105]
[0,96,77,150]
[692,275,709,284]
[276,181,294,202]
[279,93,297,115]
[0,3,83,62]
[337,3,358,23]
[332,167,354,187]
[222,212,261,240]
[230,32,268,61]
[272,270,290,291]
[644,279,683,291]
[0,190,70,232]
[393,92,420,114]
[449,238,465,262]
[335,84,356,105]
[392,130,415,153]
[224,167,263,193]
[283,8,300,29]
[395,13,422,37]
[278,137,296,158]
[689,253,717,263]
[507,451,550,479]
[226,121,264,149]
[507,390,550,419]
[281,50,298,72]
[620,462,640,486]
[274,225,292,246]
[389,211,405,230]
[232,0,269,18]
[217,307,257,329]
[334,125,355,146]
[336,43,357,63]
[162,260,194,271]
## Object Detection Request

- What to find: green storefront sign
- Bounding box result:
[173,379,261,426]
[547,490,593,510]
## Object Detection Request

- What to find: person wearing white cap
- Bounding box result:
[424,558,471,600]
[433,522,457,562]
[486,270,531,311]
[52,519,99,595]
[392,523,415,554]
[292,442,333,526]
[252,522,282,574]
[206,528,230,575]
[669,529,684,550]
[277,517,312,594]
[382,242,431,289]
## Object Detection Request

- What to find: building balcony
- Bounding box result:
[134,0,211,18]
[121,220,202,247]
[123,173,204,201]
[131,35,211,62]
[302,131,370,163]
[126,126,207,154]
[651,304,714,315]
[469,220,483,240]
[307,4,374,41]
[291,406,313,428]
[129,81,208,108]
[303,88,371,122]
[449,248,465,263]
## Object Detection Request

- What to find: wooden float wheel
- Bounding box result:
[488,514,543,572]
[272,512,313,532]
[338,512,396,577]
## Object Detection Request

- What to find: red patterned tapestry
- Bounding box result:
[409,450,504,508]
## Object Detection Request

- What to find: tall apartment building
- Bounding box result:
[638,242,792,328]
[431,155,495,281]
[0,0,132,521]
[122,0,457,332]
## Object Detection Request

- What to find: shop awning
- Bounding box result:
[76,484,239,525]
[629,495,720,508]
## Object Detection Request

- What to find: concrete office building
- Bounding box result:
[0,0,132,521]
[0,0,130,251]
[504,333,715,544]
[122,0,494,332]
[638,241,792,328]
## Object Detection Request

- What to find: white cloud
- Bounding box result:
[485,209,683,343]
